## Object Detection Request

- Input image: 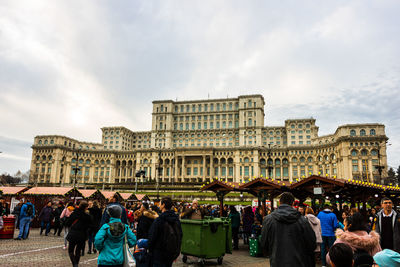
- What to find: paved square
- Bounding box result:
[0,229,271,267]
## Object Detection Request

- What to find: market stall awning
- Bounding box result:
[79,189,102,199]
[101,190,122,200]
[0,186,28,195]
[135,194,149,201]
[119,192,137,201]
[201,180,235,193]
[23,187,80,196]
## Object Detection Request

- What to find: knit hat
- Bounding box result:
[107,205,122,218]
[373,249,400,267]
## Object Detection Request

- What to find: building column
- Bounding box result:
[202,155,206,181]
[210,155,214,178]
[182,156,185,180]
[174,156,178,181]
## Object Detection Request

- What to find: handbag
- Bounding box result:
[123,232,136,267]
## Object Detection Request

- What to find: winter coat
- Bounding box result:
[305,214,323,252]
[243,210,255,233]
[12,205,22,216]
[53,206,64,223]
[89,206,102,233]
[229,211,241,229]
[327,229,382,264]
[60,206,74,219]
[261,204,316,267]
[19,202,35,219]
[100,202,128,226]
[317,209,338,237]
[94,217,137,266]
[148,210,183,263]
[66,208,93,243]
[180,207,206,220]
[137,210,158,240]
[39,206,53,222]
[375,209,400,252]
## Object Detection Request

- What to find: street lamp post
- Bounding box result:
[72,150,80,203]
[156,146,162,201]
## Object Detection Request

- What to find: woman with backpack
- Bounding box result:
[65,201,93,267]
[95,205,137,267]
[327,212,382,265]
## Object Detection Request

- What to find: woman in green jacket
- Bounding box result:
[229,205,241,250]
[95,205,137,267]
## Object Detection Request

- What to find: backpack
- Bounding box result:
[161,221,181,262]
[26,204,33,217]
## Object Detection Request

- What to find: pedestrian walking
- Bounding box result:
[375,197,400,252]
[38,201,54,236]
[61,202,75,249]
[12,200,23,229]
[65,201,93,267]
[15,199,35,240]
[87,200,102,254]
[305,207,322,264]
[148,197,183,267]
[94,205,137,267]
[53,201,64,236]
[100,195,128,226]
[229,205,241,250]
[261,192,316,267]
[317,204,338,267]
[328,243,354,267]
[242,206,254,245]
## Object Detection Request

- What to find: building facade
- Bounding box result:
[29,94,389,186]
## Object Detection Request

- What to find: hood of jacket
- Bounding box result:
[305,214,320,226]
[105,217,127,241]
[143,210,158,220]
[336,229,380,251]
[270,204,301,224]
[159,210,179,224]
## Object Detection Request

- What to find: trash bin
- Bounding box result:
[0,215,16,239]
[181,217,231,265]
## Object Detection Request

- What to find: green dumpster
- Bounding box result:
[181,217,232,265]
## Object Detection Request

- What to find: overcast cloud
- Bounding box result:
[0,0,399,174]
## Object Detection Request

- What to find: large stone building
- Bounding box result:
[29,94,389,186]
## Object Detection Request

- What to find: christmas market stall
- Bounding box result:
[0,187,28,211]
[201,180,237,217]
[79,189,106,204]
[239,178,288,214]
[22,187,82,227]
[101,190,123,203]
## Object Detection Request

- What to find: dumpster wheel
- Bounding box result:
[217,256,223,265]
[182,255,187,263]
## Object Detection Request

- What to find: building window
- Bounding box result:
[360,129,366,136]
[351,150,358,156]
[350,129,356,136]
[370,129,376,136]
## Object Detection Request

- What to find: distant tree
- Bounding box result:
[397,165,400,185]
[0,173,22,185]
[387,167,396,185]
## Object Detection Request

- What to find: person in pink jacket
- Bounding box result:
[60,202,75,249]
[327,212,381,266]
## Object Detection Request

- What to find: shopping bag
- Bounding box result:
[123,234,136,267]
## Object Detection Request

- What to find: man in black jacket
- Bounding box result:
[148,197,182,267]
[261,192,316,267]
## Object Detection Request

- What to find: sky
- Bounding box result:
[0,0,399,174]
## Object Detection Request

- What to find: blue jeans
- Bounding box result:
[18,217,31,239]
[40,221,51,235]
[321,236,336,266]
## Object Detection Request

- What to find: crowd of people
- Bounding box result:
[2,194,400,266]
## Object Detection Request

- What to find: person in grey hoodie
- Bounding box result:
[261,192,316,267]
[305,207,323,266]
